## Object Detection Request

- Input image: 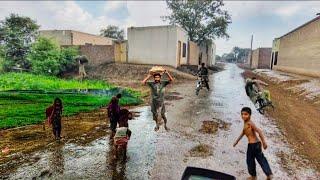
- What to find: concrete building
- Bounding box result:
[199,41,216,67]
[272,16,320,77]
[39,30,115,46]
[249,48,272,69]
[127,25,188,68]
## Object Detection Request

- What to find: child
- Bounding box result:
[233,107,273,179]
[46,98,63,140]
[107,97,120,139]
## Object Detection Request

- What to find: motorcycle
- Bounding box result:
[195,75,208,96]
[253,88,274,115]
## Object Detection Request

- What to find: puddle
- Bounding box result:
[6,106,156,180]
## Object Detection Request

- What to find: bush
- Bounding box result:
[28,37,61,75]
[60,46,79,73]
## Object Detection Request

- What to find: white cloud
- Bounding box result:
[104,1,127,12]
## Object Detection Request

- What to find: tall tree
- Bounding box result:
[0,14,39,70]
[100,25,124,40]
[163,0,231,45]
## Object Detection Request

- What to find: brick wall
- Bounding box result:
[63,45,115,66]
[274,17,320,77]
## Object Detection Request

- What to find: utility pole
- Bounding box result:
[249,35,253,69]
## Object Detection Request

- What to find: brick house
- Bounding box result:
[248,48,272,69]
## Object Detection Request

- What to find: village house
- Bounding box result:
[271,16,320,77]
[127,25,216,68]
[247,48,272,69]
[127,25,188,68]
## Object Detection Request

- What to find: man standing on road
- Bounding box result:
[197,63,210,90]
[142,68,174,131]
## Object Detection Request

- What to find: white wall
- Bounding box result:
[128,25,188,68]
[176,27,189,66]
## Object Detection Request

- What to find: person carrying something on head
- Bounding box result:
[142,67,174,131]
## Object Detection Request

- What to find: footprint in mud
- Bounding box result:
[186,144,213,158]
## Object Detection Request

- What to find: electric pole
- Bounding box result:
[250,35,253,69]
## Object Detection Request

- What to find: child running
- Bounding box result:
[46,98,63,140]
[233,107,273,180]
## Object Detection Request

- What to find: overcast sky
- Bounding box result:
[1,1,319,55]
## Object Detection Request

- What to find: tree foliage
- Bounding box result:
[28,37,79,76]
[100,25,124,40]
[221,47,251,63]
[0,14,40,70]
[163,0,231,44]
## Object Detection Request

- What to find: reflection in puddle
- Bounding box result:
[9,106,156,180]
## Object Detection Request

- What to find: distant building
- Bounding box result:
[127,25,188,68]
[188,40,216,67]
[248,48,272,69]
[39,30,115,46]
[272,16,320,77]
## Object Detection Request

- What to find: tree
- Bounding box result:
[0,14,39,70]
[100,25,124,40]
[28,37,79,76]
[163,0,231,45]
[28,37,61,75]
[232,46,250,63]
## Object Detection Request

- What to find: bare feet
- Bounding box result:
[164,125,170,131]
[154,126,160,131]
[267,175,273,180]
[246,176,257,180]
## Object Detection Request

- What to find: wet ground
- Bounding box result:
[2,63,320,179]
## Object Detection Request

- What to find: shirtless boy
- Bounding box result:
[233,107,273,179]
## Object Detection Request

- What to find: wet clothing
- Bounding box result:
[147,81,170,124]
[247,142,272,177]
[147,81,170,103]
[51,106,62,139]
[107,102,120,133]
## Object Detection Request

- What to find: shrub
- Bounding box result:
[28,37,61,76]
[60,46,79,73]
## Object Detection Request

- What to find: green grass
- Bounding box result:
[0,72,113,91]
[0,73,143,129]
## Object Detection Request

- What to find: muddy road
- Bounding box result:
[2,63,319,179]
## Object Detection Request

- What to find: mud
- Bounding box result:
[187,144,213,158]
[150,63,319,179]
[242,69,320,171]
[1,63,320,179]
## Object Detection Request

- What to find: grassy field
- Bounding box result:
[0,73,142,129]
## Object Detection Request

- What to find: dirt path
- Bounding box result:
[1,64,319,179]
[242,69,320,172]
[150,63,319,179]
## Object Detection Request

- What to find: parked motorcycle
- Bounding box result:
[195,75,208,96]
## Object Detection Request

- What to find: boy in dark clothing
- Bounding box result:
[233,107,273,180]
[197,63,210,90]
[142,69,174,131]
[46,98,63,140]
[107,97,120,139]
[117,109,133,138]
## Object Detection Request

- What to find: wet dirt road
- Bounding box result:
[4,63,320,179]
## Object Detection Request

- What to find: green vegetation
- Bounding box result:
[28,37,79,76]
[0,72,112,91]
[0,73,142,129]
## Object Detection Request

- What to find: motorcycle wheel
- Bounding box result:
[255,99,265,115]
